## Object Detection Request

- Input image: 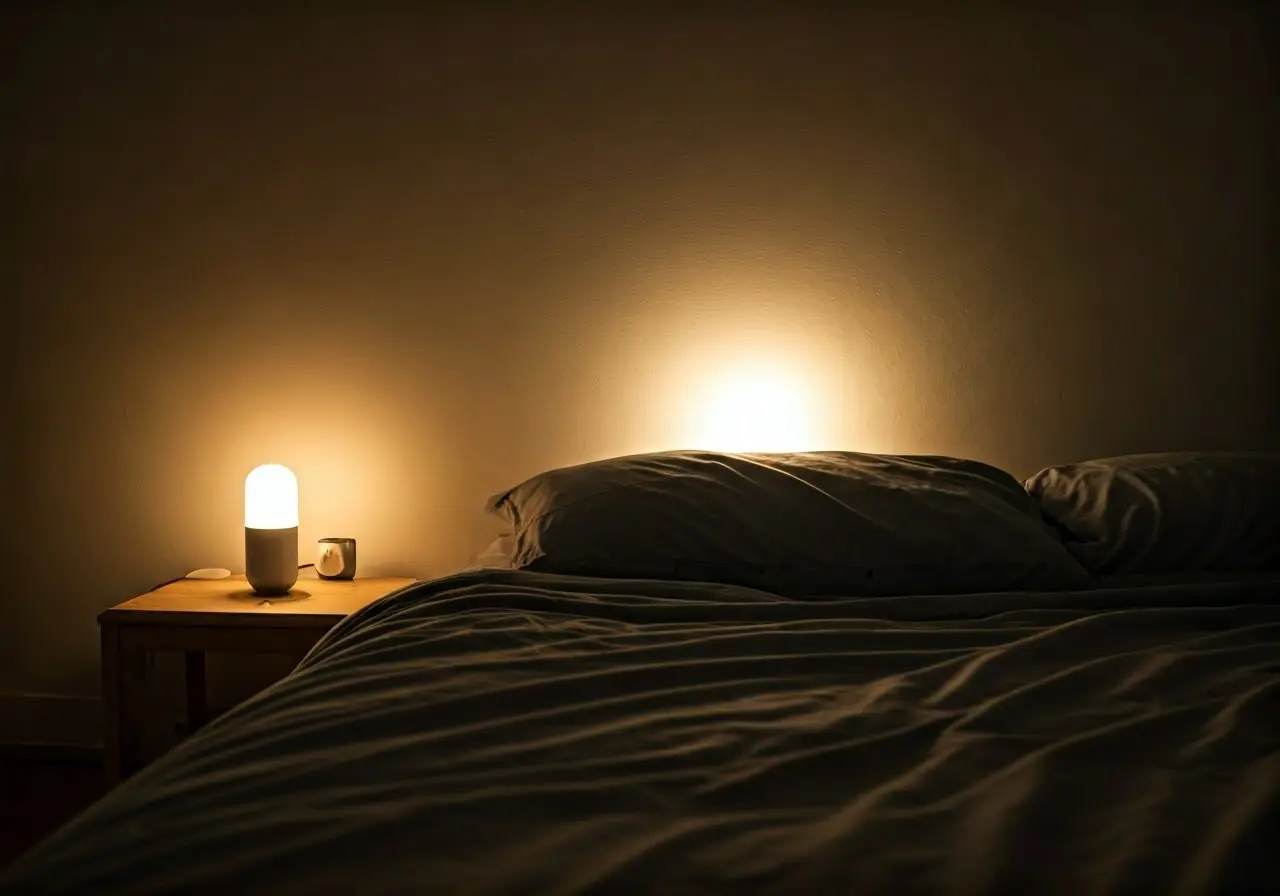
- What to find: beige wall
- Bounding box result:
[7,7,1277,699]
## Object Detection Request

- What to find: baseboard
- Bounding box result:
[0,741,102,765]
[0,692,101,751]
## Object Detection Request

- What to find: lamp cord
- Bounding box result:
[148,564,315,592]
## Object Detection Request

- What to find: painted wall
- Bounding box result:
[7,7,1277,701]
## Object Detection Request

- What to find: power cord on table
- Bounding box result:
[148,564,315,592]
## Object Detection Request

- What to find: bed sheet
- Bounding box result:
[4,570,1278,894]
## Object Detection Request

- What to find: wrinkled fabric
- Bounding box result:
[1026,451,1280,574]
[5,570,1278,895]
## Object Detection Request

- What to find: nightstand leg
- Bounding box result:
[119,645,148,781]
[184,650,208,733]
[100,622,123,788]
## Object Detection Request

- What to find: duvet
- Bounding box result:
[4,569,1278,894]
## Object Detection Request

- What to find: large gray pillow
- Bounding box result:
[488,451,1090,596]
[1024,451,1280,574]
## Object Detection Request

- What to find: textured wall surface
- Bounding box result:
[6,6,1277,698]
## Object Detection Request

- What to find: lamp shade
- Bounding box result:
[245,464,299,529]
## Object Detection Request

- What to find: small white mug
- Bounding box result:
[316,537,357,580]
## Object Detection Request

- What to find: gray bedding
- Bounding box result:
[5,570,1279,894]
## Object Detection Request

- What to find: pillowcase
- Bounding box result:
[461,535,517,572]
[488,450,1090,596]
[1024,451,1280,574]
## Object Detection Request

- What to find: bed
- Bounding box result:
[4,450,1277,894]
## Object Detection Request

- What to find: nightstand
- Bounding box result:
[98,573,414,786]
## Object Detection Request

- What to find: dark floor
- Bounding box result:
[0,746,105,869]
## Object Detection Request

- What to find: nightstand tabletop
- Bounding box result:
[100,574,416,629]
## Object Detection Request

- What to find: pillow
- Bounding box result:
[1024,451,1280,574]
[487,451,1090,596]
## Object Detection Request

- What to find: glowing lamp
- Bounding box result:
[244,464,299,595]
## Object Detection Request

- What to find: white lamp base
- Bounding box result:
[245,526,299,595]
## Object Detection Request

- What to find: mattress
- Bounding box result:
[4,570,1278,894]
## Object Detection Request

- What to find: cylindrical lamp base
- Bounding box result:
[245,526,299,595]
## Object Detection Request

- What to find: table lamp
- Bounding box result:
[244,464,299,595]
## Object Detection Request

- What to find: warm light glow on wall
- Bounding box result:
[575,265,857,457]
[690,363,820,452]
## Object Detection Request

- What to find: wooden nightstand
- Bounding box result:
[98,573,414,786]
